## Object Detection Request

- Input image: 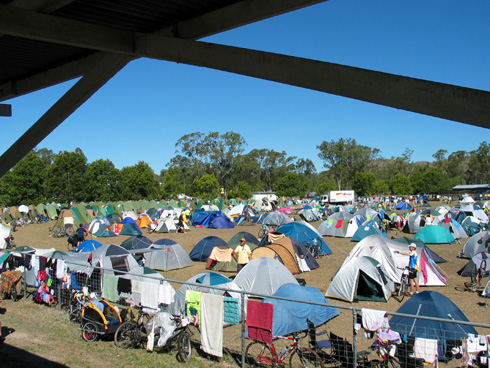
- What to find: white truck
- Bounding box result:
[319,190,355,205]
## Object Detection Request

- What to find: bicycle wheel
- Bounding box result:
[69,305,81,323]
[177,330,192,362]
[245,341,274,367]
[396,279,407,302]
[258,229,267,239]
[81,321,99,342]
[289,347,324,368]
[370,359,388,368]
[114,322,138,349]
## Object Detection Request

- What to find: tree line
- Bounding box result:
[0,132,488,206]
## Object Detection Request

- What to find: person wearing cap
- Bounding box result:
[234,238,251,272]
[395,243,420,295]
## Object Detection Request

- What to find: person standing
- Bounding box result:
[177,212,186,234]
[76,223,88,245]
[234,238,251,272]
[395,243,420,295]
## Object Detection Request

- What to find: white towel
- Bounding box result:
[56,259,65,279]
[414,337,438,363]
[200,293,224,357]
[158,283,175,305]
[361,308,386,331]
[141,281,159,310]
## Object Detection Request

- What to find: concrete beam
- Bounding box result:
[1,5,488,129]
[0,0,326,101]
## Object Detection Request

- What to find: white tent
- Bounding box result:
[326,256,394,302]
[233,257,299,297]
[459,231,490,259]
[0,223,12,249]
[342,235,448,287]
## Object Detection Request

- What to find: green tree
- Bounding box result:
[432,149,447,172]
[372,179,389,195]
[389,173,412,195]
[248,149,296,191]
[120,161,159,200]
[228,180,252,200]
[0,151,47,205]
[160,167,185,199]
[446,150,468,179]
[423,168,451,192]
[45,150,88,203]
[386,148,414,179]
[204,131,246,197]
[317,138,379,189]
[275,172,306,197]
[34,147,55,166]
[467,141,490,183]
[192,174,220,200]
[174,132,208,179]
[351,172,376,196]
[85,159,123,202]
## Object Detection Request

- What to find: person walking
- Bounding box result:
[395,243,420,295]
[76,223,88,246]
[234,238,251,272]
[177,212,186,234]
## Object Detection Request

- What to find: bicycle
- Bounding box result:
[258,224,276,239]
[371,338,402,368]
[394,267,409,302]
[302,232,322,259]
[68,291,87,323]
[114,308,194,363]
[244,331,324,368]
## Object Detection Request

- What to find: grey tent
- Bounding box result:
[233,257,299,297]
[326,256,394,302]
[459,231,490,258]
[134,240,193,271]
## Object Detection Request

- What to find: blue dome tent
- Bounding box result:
[263,283,339,336]
[276,221,332,255]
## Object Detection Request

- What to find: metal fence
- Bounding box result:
[11,252,490,368]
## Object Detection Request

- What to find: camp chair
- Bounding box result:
[330,332,370,368]
[307,320,335,365]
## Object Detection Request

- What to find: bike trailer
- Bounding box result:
[81,300,122,341]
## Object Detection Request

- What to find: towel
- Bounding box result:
[141,281,159,310]
[335,219,344,228]
[158,283,175,305]
[414,337,438,363]
[223,296,240,325]
[361,308,386,331]
[185,290,202,317]
[246,300,273,343]
[102,274,119,302]
[208,247,233,262]
[200,293,224,357]
[56,259,65,279]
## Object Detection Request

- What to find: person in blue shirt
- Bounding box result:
[395,243,420,295]
[76,223,88,245]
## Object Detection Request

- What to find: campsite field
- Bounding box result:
[1,207,489,367]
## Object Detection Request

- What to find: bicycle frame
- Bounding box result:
[254,335,297,365]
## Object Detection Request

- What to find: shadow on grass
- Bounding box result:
[0,341,68,368]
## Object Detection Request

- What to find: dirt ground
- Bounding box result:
[1,210,489,366]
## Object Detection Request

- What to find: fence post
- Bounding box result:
[353,308,358,368]
[23,254,27,300]
[241,291,246,368]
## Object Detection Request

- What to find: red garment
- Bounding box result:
[246,300,273,343]
[335,220,344,228]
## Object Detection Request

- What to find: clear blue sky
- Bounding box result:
[3,0,489,175]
